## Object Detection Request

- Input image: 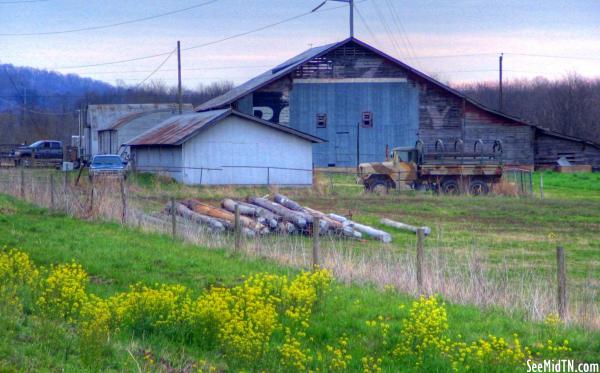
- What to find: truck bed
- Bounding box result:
[419,163,503,176]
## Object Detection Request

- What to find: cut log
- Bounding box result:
[173,202,225,232]
[183,199,267,234]
[248,197,307,228]
[273,193,302,211]
[380,218,431,236]
[222,198,257,216]
[224,199,279,229]
[328,213,391,242]
[276,221,297,235]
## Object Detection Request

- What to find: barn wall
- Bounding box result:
[116,111,180,156]
[535,133,600,168]
[181,116,313,185]
[464,109,534,166]
[290,80,419,167]
[131,145,183,182]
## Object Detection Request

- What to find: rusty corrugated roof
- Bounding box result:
[106,106,194,130]
[127,109,324,146]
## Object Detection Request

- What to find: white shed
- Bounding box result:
[127,109,323,186]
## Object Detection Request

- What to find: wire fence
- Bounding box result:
[0,167,595,330]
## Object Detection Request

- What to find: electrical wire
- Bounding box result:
[0,0,219,36]
[0,0,49,3]
[370,0,405,59]
[383,0,421,69]
[133,48,177,87]
[53,0,367,70]
[354,4,383,49]
[505,52,600,61]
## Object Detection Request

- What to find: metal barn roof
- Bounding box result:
[104,106,194,131]
[127,108,324,146]
[195,41,339,111]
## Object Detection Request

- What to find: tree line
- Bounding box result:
[456,73,600,144]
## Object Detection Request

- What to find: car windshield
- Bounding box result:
[92,156,122,166]
[29,141,44,148]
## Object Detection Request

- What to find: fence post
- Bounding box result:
[312,216,320,269]
[416,228,425,294]
[49,174,55,210]
[540,173,544,199]
[556,246,567,320]
[89,178,95,215]
[234,204,241,252]
[120,177,127,225]
[171,197,176,241]
[20,167,25,198]
[63,171,68,193]
[267,167,270,186]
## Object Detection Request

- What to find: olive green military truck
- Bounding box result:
[358,139,504,195]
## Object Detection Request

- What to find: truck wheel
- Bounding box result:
[468,179,489,196]
[441,179,460,195]
[369,179,390,194]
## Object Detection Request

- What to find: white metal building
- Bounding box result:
[86,103,193,157]
[127,109,323,186]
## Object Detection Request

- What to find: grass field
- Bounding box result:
[1,195,599,372]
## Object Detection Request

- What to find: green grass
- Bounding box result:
[1,195,599,371]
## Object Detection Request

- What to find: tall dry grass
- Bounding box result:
[0,168,597,330]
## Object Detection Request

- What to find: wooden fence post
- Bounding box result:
[89,178,95,215]
[540,173,544,199]
[416,228,425,294]
[234,204,241,252]
[63,171,68,193]
[120,178,127,225]
[20,167,25,198]
[49,174,55,210]
[312,216,320,269]
[557,246,567,320]
[171,197,176,241]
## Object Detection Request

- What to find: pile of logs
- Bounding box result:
[165,193,396,242]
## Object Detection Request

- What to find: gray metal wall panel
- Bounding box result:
[132,146,183,182]
[289,82,418,167]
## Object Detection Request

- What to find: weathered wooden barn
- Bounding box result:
[127,109,323,185]
[197,37,600,169]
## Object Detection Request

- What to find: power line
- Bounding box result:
[53,0,366,70]
[504,52,600,61]
[354,3,383,49]
[134,48,177,87]
[383,0,421,69]
[0,0,49,3]
[0,0,219,36]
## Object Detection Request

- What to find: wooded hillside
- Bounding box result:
[457,74,600,144]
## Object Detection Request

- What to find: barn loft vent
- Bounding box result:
[362,111,373,128]
[316,113,327,128]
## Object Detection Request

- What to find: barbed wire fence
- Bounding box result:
[0,166,595,330]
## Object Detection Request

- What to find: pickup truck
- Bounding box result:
[89,154,127,181]
[13,140,63,167]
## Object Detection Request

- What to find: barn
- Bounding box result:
[127,108,323,185]
[197,37,600,170]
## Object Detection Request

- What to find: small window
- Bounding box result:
[362,111,373,128]
[316,113,327,128]
[51,142,61,149]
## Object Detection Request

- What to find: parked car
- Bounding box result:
[89,154,127,181]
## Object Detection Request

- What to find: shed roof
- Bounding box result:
[127,108,324,146]
[99,106,194,131]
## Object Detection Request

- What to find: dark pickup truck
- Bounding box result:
[12,140,63,167]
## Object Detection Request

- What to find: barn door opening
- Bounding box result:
[335,127,354,166]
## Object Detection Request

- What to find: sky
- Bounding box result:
[1,0,599,89]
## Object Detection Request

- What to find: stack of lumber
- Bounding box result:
[165,193,398,242]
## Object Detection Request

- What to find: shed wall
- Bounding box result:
[535,133,600,168]
[182,116,313,185]
[131,145,183,182]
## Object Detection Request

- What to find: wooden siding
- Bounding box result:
[535,133,600,168]
[235,41,541,166]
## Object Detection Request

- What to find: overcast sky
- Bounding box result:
[1,0,599,89]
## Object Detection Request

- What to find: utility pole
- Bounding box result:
[498,53,503,112]
[312,0,354,38]
[177,41,182,115]
[77,109,82,159]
